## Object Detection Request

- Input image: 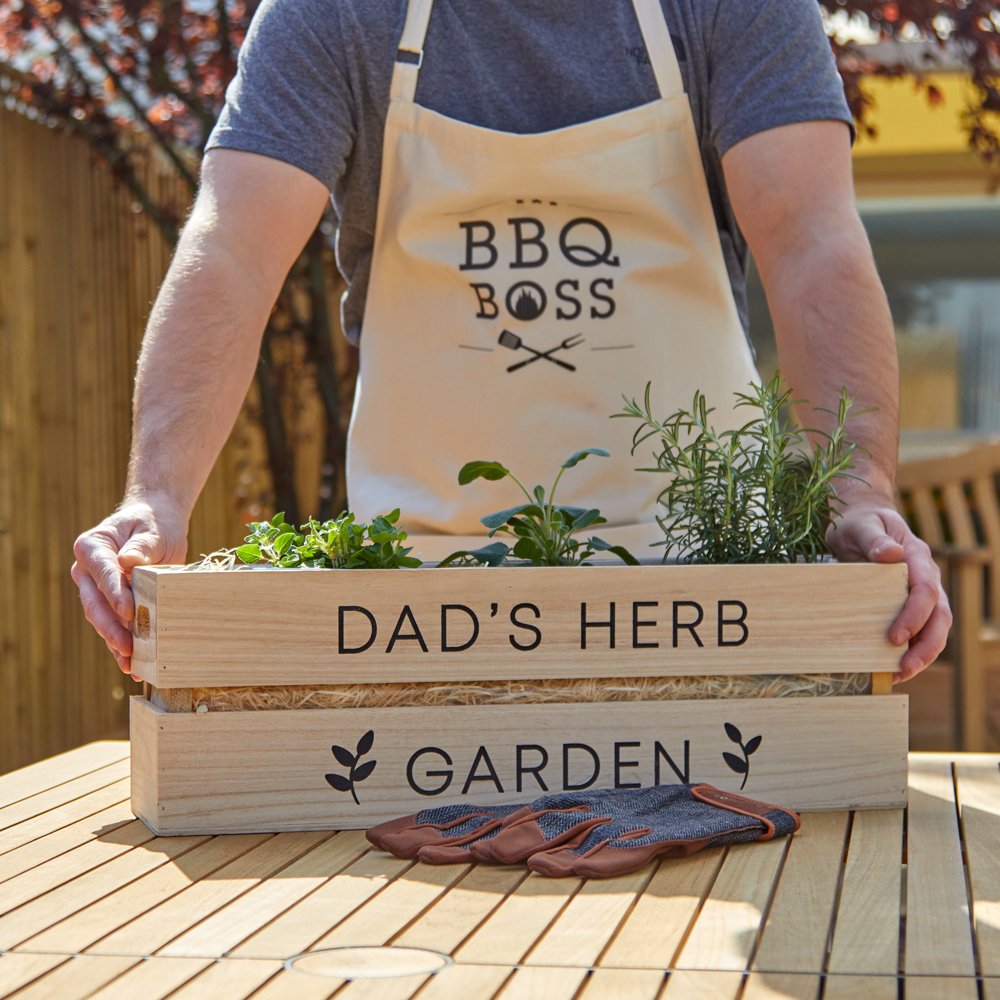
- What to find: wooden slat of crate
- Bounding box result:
[132,694,907,835]
[230,849,413,959]
[0,758,129,832]
[0,742,127,809]
[826,809,903,974]
[159,832,371,958]
[598,848,725,969]
[674,835,789,972]
[20,834,270,955]
[523,866,654,967]
[131,563,906,687]
[85,832,329,957]
[905,758,976,977]
[7,955,139,1000]
[954,759,1000,976]
[0,800,135,883]
[87,957,214,1000]
[753,811,849,973]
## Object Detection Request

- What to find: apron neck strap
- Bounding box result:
[391,0,434,101]
[630,0,685,99]
[389,0,685,103]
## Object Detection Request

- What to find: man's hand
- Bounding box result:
[72,496,188,676]
[825,500,951,682]
[72,149,329,674]
[722,120,951,680]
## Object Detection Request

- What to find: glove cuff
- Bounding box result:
[689,784,801,840]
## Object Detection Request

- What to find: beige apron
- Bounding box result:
[347,0,760,560]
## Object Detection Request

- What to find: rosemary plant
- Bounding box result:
[615,374,861,564]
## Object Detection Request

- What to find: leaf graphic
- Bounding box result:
[724,723,743,745]
[331,745,355,768]
[744,735,763,756]
[356,730,375,756]
[353,759,377,782]
[723,752,748,774]
[325,773,352,792]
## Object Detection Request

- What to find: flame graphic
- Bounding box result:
[511,288,542,321]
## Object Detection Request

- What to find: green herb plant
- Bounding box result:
[198,509,421,570]
[614,373,861,564]
[440,449,638,567]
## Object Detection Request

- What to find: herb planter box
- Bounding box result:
[129,561,909,835]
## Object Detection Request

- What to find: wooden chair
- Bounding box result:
[896,441,1000,749]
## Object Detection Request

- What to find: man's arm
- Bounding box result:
[71,149,330,675]
[722,120,951,681]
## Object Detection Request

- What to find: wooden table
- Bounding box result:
[0,743,997,1000]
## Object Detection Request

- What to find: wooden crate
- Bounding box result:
[129,562,910,834]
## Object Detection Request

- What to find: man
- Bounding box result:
[71,0,950,680]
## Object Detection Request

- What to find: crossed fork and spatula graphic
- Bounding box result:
[498,330,585,372]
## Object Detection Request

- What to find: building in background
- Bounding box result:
[748,42,1000,439]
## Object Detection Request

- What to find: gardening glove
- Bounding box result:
[366,802,533,860]
[527,783,799,879]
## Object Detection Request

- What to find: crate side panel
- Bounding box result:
[130,568,158,683]
[129,696,162,833]
[146,563,907,687]
[149,695,908,834]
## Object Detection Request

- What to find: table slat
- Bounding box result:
[229,850,411,960]
[0,819,154,918]
[599,848,724,970]
[87,832,327,957]
[753,811,848,974]
[159,958,282,1000]
[905,758,976,976]
[0,800,134,883]
[496,966,589,1000]
[822,975,897,999]
[577,968,666,999]
[0,760,129,833]
[335,974,431,1000]
[0,742,127,809]
[661,970,743,998]
[0,953,67,998]
[955,759,1000,976]
[247,965,346,1000]
[20,834,269,954]
[159,831,367,958]
[675,837,789,971]
[826,810,903,974]
[88,958,213,1000]
[905,976,980,1000]
[0,834,206,949]
[452,873,580,966]
[393,864,525,954]
[416,965,512,1000]
[307,861,468,951]
[9,955,138,1000]
[524,866,654,968]
[742,972,819,999]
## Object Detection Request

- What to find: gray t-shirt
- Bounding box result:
[205,0,851,345]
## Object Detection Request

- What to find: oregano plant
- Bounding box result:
[440,449,638,567]
[615,373,862,564]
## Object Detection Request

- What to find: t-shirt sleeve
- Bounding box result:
[204,0,354,192]
[705,0,853,157]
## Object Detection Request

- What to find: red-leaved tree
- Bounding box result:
[0,0,996,516]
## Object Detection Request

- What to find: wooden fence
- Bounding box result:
[0,86,342,773]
